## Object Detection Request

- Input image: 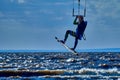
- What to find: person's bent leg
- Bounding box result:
[67,30,78,50]
[64,30,71,43]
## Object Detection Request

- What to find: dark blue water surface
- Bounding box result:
[0,52,120,80]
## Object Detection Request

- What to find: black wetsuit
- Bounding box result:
[76,21,87,40]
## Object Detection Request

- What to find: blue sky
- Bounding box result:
[0,0,120,50]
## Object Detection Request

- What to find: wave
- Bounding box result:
[0,68,119,77]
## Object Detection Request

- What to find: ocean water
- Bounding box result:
[0,52,120,80]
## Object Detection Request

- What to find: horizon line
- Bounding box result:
[0,48,120,52]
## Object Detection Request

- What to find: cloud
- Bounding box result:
[87,0,120,25]
[10,0,25,4]
[24,11,31,15]
[18,0,25,4]
[10,0,14,3]
[43,1,72,7]
[0,12,4,17]
[88,0,120,18]
[39,9,54,15]
[54,2,70,6]
[54,16,64,21]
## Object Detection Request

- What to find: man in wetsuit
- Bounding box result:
[60,15,87,50]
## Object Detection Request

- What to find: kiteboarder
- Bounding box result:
[60,15,87,50]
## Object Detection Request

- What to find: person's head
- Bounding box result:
[78,15,84,22]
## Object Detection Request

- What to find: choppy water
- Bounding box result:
[0,52,120,80]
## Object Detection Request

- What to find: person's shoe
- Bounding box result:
[59,40,65,44]
[70,48,75,51]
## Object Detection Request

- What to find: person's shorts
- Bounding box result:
[69,30,82,40]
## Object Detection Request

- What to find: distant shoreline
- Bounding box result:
[0,48,120,52]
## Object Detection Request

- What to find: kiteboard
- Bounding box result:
[55,36,78,55]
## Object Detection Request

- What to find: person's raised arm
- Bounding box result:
[73,16,78,25]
